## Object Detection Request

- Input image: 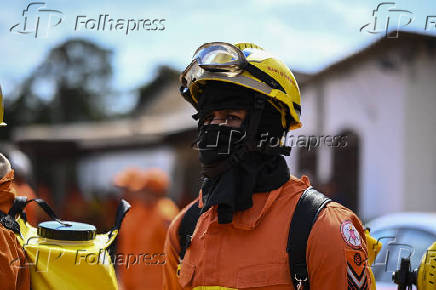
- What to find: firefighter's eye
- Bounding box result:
[227,115,241,121]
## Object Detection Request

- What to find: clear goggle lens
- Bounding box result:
[193,43,241,67]
[181,43,246,89]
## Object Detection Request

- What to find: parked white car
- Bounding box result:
[366,213,436,290]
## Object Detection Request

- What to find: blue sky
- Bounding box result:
[2,0,436,111]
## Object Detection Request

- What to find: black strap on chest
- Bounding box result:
[287,186,331,290]
[178,201,202,260]
[178,187,331,290]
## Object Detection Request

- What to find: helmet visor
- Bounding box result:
[193,42,245,72]
[181,42,246,89]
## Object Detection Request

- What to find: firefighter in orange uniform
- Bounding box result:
[0,153,30,290]
[163,42,375,289]
[115,168,179,290]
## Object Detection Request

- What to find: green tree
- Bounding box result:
[12,38,113,125]
[133,65,179,116]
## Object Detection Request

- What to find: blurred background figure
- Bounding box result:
[61,184,88,224]
[8,149,38,226]
[114,167,179,290]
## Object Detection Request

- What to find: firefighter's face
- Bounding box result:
[203,109,247,128]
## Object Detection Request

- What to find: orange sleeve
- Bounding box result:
[0,226,30,290]
[307,202,372,290]
[163,200,197,290]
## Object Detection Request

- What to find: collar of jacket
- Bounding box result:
[197,175,310,230]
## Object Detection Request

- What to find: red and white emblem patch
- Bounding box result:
[340,220,362,249]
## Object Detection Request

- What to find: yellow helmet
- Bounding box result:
[0,85,6,127]
[180,42,302,131]
[417,242,436,290]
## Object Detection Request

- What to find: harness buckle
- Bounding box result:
[295,274,308,290]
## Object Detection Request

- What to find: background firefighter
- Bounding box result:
[114,167,179,290]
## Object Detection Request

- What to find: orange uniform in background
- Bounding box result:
[0,170,30,290]
[163,176,372,289]
[62,186,88,223]
[115,168,179,290]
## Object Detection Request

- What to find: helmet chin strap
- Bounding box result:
[245,93,267,150]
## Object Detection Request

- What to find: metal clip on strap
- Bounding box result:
[295,273,308,290]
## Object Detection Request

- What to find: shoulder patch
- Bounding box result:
[345,247,369,290]
[340,220,362,249]
[347,261,369,289]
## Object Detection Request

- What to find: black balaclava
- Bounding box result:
[193,81,290,224]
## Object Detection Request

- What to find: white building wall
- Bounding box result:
[404,47,436,212]
[300,55,409,220]
[286,85,318,175]
[77,147,174,198]
[325,59,407,220]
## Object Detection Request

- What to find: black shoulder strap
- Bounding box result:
[8,196,28,217]
[10,196,61,222]
[178,201,202,260]
[287,186,331,290]
[0,208,21,235]
[109,199,131,239]
[1,196,62,235]
[0,196,28,235]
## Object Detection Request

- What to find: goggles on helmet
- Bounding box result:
[180,42,285,102]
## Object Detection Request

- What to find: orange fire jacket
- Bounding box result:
[163,176,372,289]
[0,171,30,290]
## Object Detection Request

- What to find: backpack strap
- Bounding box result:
[178,201,202,260]
[0,196,28,235]
[1,196,67,236]
[287,186,331,290]
[8,196,28,217]
[109,199,131,239]
[0,209,21,235]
